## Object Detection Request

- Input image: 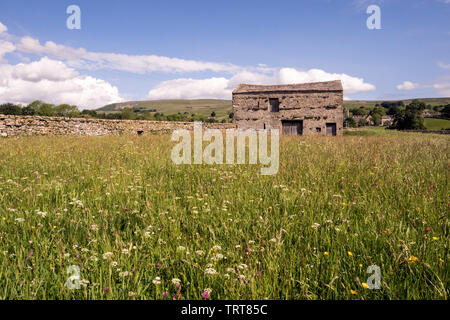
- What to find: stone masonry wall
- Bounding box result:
[233,91,343,135]
[0,115,237,137]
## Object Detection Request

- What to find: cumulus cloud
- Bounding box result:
[148,68,376,99]
[432,82,450,96]
[16,36,240,74]
[0,58,123,109]
[396,81,421,90]
[0,40,15,61]
[12,57,78,82]
[0,22,7,35]
[0,20,377,103]
[277,68,376,94]
[148,77,231,100]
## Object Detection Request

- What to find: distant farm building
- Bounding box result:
[232,80,343,136]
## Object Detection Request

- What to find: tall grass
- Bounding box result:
[0,132,448,299]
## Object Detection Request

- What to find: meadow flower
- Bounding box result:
[91,224,99,232]
[432,237,439,241]
[324,252,329,255]
[128,292,136,298]
[406,256,418,263]
[80,279,89,287]
[312,223,320,229]
[162,291,169,298]
[347,251,353,256]
[15,218,25,223]
[212,245,222,251]
[102,252,113,260]
[238,264,248,270]
[177,246,186,251]
[205,268,218,275]
[202,288,212,299]
[36,211,47,218]
[119,271,130,277]
[152,277,161,285]
[121,248,130,254]
[211,253,224,261]
[350,290,357,295]
[362,283,369,289]
[172,278,181,285]
[195,250,205,256]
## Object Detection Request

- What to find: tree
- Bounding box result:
[371,113,382,126]
[21,106,36,116]
[55,104,80,117]
[210,111,216,117]
[344,117,357,128]
[358,118,368,127]
[0,103,22,115]
[393,100,425,130]
[442,105,450,119]
[120,108,136,120]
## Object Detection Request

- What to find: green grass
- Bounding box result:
[0,132,448,300]
[424,118,450,130]
[99,99,233,121]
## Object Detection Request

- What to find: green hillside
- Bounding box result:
[344,97,450,109]
[97,97,450,121]
[98,99,232,120]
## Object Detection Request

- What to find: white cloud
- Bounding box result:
[437,61,450,69]
[0,20,377,104]
[0,22,7,35]
[147,68,376,100]
[432,82,450,96]
[277,68,376,94]
[12,57,78,82]
[396,81,421,90]
[0,58,123,109]
[0,40,15,61]
[148,77,231,100]
[16,36,240,74]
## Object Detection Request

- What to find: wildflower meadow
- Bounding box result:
[0,129,448,299]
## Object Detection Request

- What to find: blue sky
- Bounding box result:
[0,0,449,109]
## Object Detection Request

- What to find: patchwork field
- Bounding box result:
[0,131,448,299]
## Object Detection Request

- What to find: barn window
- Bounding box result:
[269,98,279,112]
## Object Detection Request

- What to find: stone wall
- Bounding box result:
[0,115,236,137]
[232,81,344,136]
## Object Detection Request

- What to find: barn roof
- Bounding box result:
[232,80,343,94]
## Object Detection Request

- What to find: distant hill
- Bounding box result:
[97,97,450,120]
[344,97,450,109]
[97,99,233,120]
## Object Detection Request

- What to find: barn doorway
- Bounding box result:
[282,120,303,135]
[326,123,337,136]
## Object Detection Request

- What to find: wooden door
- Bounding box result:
[326,123,337,136]
[282,120,303,135]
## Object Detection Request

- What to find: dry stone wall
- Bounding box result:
[0,115,236,137]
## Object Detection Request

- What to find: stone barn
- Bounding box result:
[232,80,343,136]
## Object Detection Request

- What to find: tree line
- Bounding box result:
[0,101,233,123]
[345,99,450,130]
